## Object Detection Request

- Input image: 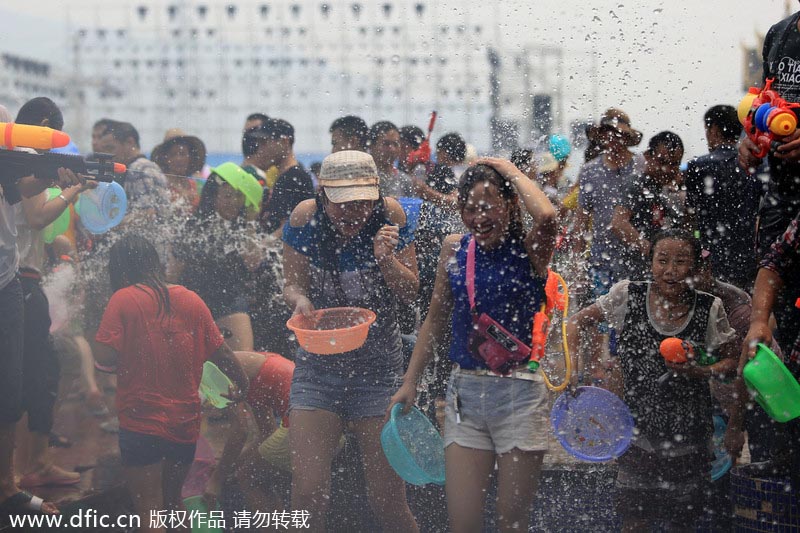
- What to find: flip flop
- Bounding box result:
[0,491,56,514]
[19,470,81,489]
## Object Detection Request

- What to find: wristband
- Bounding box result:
[58,193,70,204]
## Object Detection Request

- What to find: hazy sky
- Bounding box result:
[0,0,795,157]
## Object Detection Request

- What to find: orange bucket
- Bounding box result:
[286,307,376,354]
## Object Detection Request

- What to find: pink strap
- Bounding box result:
[466,237,476,311]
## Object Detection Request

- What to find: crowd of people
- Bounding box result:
[1,8,800,533]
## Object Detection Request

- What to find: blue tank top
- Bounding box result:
[447,234,546,370]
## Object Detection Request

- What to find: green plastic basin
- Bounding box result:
[743,343,800,423]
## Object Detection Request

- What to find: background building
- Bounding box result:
[60,0,595,156]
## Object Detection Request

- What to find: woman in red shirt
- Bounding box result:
[93,235,248,533]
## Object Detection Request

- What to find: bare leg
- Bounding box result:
[216,313,254,352]
[162,459,192,533]
[350,417,419,533]
[124,462,165,533]
[444,444,495,533]
[22,431,80,483]
[495,449,544,532]
[235,447,282,513]
[289,409,343,533]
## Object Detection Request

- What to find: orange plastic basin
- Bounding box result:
[287,307,376,355]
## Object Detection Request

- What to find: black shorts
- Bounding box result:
[0,278,24,425]
[21,275,60,434]
[615,445,711,527]
[118,429,197,467]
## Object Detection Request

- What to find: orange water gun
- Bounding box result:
[528,269,570,391]
[406,111,437,167]
[0,122,70,150]
[738,78,800,158]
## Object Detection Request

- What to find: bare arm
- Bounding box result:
[411,176,458,208]
[208,341,250,399]
[741,268,783,371]
[388,234,458,414]
[611,205,649,256]
[566,304,605,385]
[374,199,420,304]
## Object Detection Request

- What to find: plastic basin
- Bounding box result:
[198,362,233,409]
[551,386,634,462]
[42,187,70,243]
[75,181,127,234]
[381,403,445,486]
[182,495,222,533]
[743,343,800,423]
[287,307,376,355]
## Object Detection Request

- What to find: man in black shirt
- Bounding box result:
[251,118,314,234]
[687,105,760,289]
[611,131,685,280]
[740,9,800,250]
[739,6,800,476]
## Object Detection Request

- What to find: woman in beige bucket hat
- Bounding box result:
[281,150,420,532]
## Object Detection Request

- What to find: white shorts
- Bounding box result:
[443,367,549,454]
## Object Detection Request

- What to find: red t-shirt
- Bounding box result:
[246,353,295,427]
[95,284,224,443]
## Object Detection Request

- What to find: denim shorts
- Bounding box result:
[289,364,401,421]
[118,428,197,467]
[444,367,549,454]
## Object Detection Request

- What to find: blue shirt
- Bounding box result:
[282,201,413,376]
[447,234,546,370]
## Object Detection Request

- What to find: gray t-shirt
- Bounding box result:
[378,168,415,199]
[577,154,643,280]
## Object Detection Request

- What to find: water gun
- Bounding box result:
[0,149,126,185]
[405,111,437,168]
[660,337,717,366]
[528,269,571,392]
[657,337,720,385]
[0,122,70,150]
[738,78,800,158]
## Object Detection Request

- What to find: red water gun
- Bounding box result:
[405,111,437,168]
[738,78,800,158]
[529,269,568,373]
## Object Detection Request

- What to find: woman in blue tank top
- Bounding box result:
[390,158,557,533]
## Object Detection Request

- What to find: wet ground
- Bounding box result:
[2,383,749,532]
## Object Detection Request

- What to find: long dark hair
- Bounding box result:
[108,234,171,317]
[457,164,525,244]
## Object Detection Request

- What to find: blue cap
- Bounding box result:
[548,134,571,162]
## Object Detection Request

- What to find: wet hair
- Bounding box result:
[329,115,369,149]
[399,125,425,148]
[646,130,683,156]
[108,234,171,317]
[96,120,140,148]
[367,121,398,147]
[242,127,261,157]
[704,105,741,143]
[650,228,702,267]
[510,148,534,174]
[457,164,525,243]
[15,97,64,131]
[245,112,269,125]
[436,132,467,163]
